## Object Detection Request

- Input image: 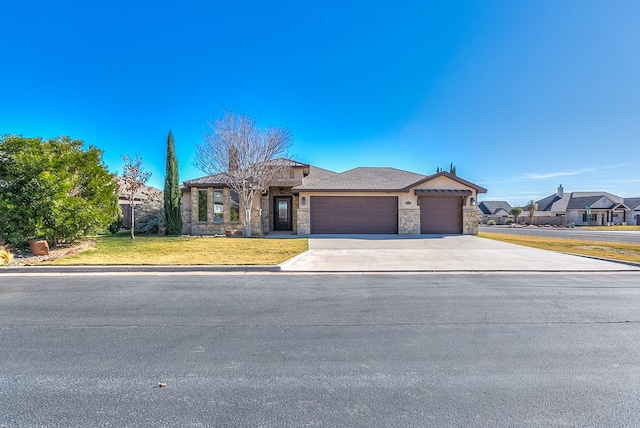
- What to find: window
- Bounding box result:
[213,189,224,223]
[289,170,295,178]
[198,190,208,222]
[230,190,240,222]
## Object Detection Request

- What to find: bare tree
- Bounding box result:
[194,110,293,237]
[121,154,152,239]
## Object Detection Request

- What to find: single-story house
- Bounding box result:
[478,201,512,224]
[116,177,162,229]
[181,159,487,235]
[624,198,640,226]
[536,185,639,226]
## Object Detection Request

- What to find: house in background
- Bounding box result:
[478,201,512,224]
[180,159,487,236]
[116,177,162,229]
[536,185,638,226]
[624,198,640,226]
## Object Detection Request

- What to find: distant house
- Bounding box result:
[181,159,487,236]
[623,198,640,226]
[478,201,512,224]
[116,177,162,229]
[536,185,639,226]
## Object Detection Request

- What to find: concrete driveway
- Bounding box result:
[278,234,640,272]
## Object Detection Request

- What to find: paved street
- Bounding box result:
[2,272,640,427]
[480,225,640,244]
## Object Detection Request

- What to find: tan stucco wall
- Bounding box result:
[296,175,481,235]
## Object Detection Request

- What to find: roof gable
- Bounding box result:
[478,201,512,215]
[624,197,640,210]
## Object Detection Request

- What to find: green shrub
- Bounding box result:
[487,220,496,226]
[505,218,514,225]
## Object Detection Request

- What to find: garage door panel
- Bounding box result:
[420,196,462,234]
[310,196,398,234]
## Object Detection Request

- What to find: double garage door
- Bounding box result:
[309,195,462,234]
[310,196,398,234]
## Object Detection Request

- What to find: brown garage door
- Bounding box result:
[310,196,398,234]
[420,196,462,234]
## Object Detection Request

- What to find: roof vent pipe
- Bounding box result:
[557,184,564,198]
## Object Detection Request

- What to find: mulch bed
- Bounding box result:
[3,240,95,266]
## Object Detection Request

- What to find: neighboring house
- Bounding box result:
[623,198,640,226]
[116,177,162,229]
[536,185,638,226]
[478,201,512,224]
[181,159,487,235]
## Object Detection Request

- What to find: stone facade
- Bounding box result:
[296,209,310,235]
[398,209,420,234]
[462,208,479,235]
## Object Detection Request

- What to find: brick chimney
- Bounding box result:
[557,184,564,198]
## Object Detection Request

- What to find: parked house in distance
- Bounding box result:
[181,159,487,236]
[536,185,640,226]
[478,201,512,224]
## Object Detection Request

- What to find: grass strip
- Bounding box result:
[479,232,640,264]
[47,234,308,265]
[581,226,640,231]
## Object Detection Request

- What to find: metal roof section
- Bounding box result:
[414,189,472,195]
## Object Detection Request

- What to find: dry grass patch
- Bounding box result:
[581,225,640,231]
[47,234,308,265]
[479,232,640,264]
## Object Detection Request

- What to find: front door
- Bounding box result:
[274,197,292,231]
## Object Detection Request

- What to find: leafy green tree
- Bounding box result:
[510,206,523,225]
[0,135,119,247]
[163,131,182,235]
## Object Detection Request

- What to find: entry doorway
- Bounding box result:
[274,196,292,231]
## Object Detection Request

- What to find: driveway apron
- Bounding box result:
[278,235,640,272]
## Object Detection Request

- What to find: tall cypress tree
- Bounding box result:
[163,131,182,235]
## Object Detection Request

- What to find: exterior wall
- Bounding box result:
[296,183,479,235]
[398,209,420,234]
[180,191,192,234]
[297,208,310,235]
[463,208,479,235]
[413,176,478,209]
[184,187,246,235]
[265,186,299,233]
[566,210,624,226]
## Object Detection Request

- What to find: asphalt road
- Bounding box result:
[2,272,640,427]
[480,225,640,244]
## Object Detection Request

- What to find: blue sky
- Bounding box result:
[2,0,639,205]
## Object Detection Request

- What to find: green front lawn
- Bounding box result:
[47,234,308,265]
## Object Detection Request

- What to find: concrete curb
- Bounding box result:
[0,265,278,274]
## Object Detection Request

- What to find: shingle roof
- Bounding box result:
[624,197,640,210]
[293,167,428,192]
[478,201,512,215]
[537,190,629,212]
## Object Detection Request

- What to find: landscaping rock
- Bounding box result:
[29,240,49,256]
